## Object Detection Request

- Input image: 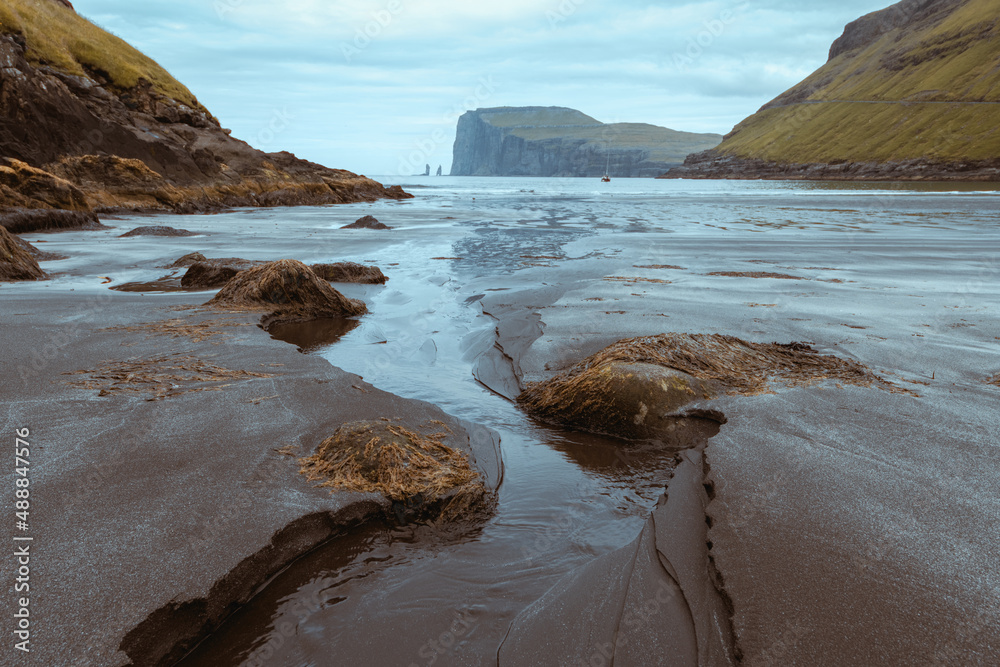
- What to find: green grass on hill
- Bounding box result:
[717,0,1000,164]
[480,107,601,128]
[0,0,204,111]
[511,123,723,163]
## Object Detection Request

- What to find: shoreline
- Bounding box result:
[660,150,1000,182]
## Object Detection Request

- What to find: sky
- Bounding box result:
[71,0,895,176]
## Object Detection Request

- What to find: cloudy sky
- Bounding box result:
[72,0,893,176]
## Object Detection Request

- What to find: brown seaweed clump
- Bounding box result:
[519,333,906,438]
[988,374,1000,387]
[311,262,388,285]
[299,420,486,518]
[207,259,366,327]
[707,271,805,280]
[0,226,46,282]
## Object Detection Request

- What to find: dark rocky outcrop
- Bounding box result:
[170,252,208,267]
[181,259,263,289]
[663,152,1000,182]
[310,262,388,284]
[0,225,45,281]
[451,107,721,177]
[119,226,197,238]
[341,215,391,230]
[0,4,411,213]
[0,207,105,233]
[207,259,367,327]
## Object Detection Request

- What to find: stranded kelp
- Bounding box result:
[520,333,905,438]
[0,225,46,281]
[207,259,366,328]
[299,420,487,520]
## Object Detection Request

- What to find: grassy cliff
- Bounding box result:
[0,0,204,110]
[672,0,1000,176]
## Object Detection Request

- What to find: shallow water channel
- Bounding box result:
[178,223,688,667]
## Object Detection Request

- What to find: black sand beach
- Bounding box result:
[2,177,999,665]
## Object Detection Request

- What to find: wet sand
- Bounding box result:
[3,178,1000,665]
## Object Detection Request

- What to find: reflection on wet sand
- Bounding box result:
[267,317,362,353]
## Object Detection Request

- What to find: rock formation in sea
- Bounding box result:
[662,0,1000,181]
[0,0,411,212]
[451,106,722,177]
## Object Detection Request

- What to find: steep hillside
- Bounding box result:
[452,107,722,177]
[664,0,1000,180]
[0,0,409,212]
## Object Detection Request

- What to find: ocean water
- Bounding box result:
[178,177,1000,666]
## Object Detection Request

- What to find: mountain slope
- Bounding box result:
[0,0,408,212]
[664,0,1000,180]
[452,107,722,177]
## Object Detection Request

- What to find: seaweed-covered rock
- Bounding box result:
[181,259,262,289]
[0,226,46,281]
[310,262,388,284]
[299,420,486,519]
[119,226,197,238]
[341,215,391,230]
[520,361,716,440]
[170,252,208,267]
[207,258,366,327]
[0,158,90,211]
[520,333,902,439]
[0,208,106,233]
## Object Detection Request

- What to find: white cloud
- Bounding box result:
[71,0,894,175]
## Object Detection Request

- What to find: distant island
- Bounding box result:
[451,106,722,177]
[662,0,1000,181]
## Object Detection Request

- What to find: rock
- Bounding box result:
[341,215,391,230]
[299,420,489,521]
[0,207,106,233]
[451,107,721,177]
[520,361,716,440]
[0,225,46,281]
[0,20,410,214]
[119,226,197,238]
[207,259,366,327]
[310,262,388,284]
[170,252,208,267]
[180,260,258,289]
[520,333,902,439]
[0,158,90,211]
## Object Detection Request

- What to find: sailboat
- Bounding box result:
[601,144,611,182]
